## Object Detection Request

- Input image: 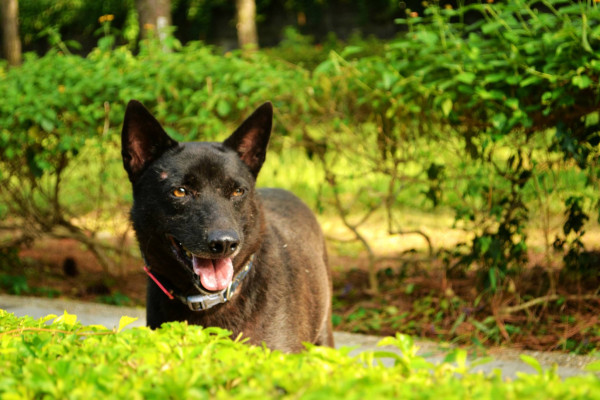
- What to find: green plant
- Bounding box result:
[0,34,312,274]
[2,2,600,345]
[308,0,600,292]
[554,195,599,279]
[0,273,61,298]
[2,311,600,399]
[98,291,132,306]
[0,274,29,295]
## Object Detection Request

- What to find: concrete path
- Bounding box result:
[1,294,597,379]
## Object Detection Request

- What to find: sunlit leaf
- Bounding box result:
[117,316,138,332]
[520,355,543,375]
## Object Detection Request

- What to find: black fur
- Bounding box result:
[122,100,334,351]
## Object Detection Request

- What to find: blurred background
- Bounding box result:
[1,0,600,354]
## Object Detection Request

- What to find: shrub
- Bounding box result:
[1,0,599,297]
[0,38,311,274]
[309,0,600,291]
[1,310,600,399]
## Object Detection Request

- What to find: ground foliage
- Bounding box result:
[332,261,600,354]
[2,239,599,355]
[1,1,600,352]
[1,310,599,399]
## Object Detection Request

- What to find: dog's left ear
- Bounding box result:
[224,102,272,178]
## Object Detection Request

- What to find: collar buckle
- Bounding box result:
[184,292,227,311]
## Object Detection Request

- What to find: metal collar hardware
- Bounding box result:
[143,255,255,311]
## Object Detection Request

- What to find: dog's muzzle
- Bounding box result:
[143,255,254,311]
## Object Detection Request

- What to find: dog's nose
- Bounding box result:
[207,230,240,256]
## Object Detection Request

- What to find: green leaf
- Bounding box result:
[482,20,502,35]
[506,75,520,85]
[155,341,171,354]
[572,75,592,89]
[470,356,494,369]
[470,319,491,335]
[484,73,507,83]
[519,354,543,374]
[340,46,363,57]
[87,324,109,331]
[40,118,55,132]
[331,314,342,327]
[488,268,497,291]
[40,314,58,323]
[449,313,466,335]
[520,76,542,87]
[584,360,600,372]
[456,72,476,84]
[216,99,231,117]
[478,236,492,254]
[441,98,453,117]
[53,311,77,326]
[505,98,519,110]
[378,333,414,353]
[415,30,438,46]
[491,113,507,131]
[117,316,139,332]
[382,71,396,90]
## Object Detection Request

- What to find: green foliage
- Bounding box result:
[0,274,29,295]
[554,195,599,278]
[97,291,133,306]
[0,33,311,271]
[1,310,599,399]
[19,0,136,50]
[265,27,386,70]
[0,273,61,298]
[311,0,600,289]
[2,1,600,303]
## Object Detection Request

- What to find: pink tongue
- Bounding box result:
[192,256,234,291]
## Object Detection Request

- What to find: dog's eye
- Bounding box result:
[172,187,187,198]
[231,188,245,198]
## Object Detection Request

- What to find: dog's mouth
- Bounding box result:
[167,235,234,292]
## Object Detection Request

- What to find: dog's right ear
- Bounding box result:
[121,100,178,182]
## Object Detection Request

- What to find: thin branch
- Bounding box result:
[0,327,116,338]
[388,228,434,257]
[0,234,34,250]
[500,294,600,315]
[319,154,379,294]
[54,219,117,274]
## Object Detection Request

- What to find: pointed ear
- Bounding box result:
[223,102,273,177]
[121,100,178,182]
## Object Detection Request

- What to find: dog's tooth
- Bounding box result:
[186,251,192,258]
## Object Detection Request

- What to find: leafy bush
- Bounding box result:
[1,310,600,399]
[0,35,312,273]
[1,0,600,301]
[309,0,600,291]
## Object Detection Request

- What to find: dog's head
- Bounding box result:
[121,100,271,294]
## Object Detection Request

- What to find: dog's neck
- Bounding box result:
[143,255,255,311]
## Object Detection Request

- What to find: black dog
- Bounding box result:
[121,100,334,351]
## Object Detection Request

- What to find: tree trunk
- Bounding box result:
[0,0,22,66]
[135,0,171,44]
[236,0,258,50]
